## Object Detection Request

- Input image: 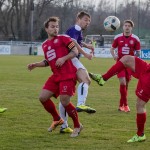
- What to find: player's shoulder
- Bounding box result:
[57,34,71,40]
[114,33,123,40]
[67,25,81,32]
[74,25,82,31]
[131,34,140,41]
[57,34,72,43]
[42,39,48,46]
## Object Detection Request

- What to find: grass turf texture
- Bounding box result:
[0,55,150,150]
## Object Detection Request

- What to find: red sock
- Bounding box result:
[119,85,128,106]
[102,61,125,81]
[41,99,60,121]
[136,113,146,136]
[65,103,80,128]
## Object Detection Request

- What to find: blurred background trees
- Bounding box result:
[0,0,149,41]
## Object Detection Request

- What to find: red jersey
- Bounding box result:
[42,35,77,81]
[112,33,141,59]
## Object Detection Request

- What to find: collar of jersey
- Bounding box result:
[75,25,81,31]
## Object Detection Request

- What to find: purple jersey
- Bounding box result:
[65,25,83,45]
[66,25,83,58]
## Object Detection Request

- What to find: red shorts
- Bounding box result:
[117,68,132,81]
[133,57,150,102]
[43,75,76,98]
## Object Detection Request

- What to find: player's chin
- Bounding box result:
[53,32,58,36]
[82,26,87,30]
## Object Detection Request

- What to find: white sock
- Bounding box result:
[77,82,89,106]
[59,102,68,128]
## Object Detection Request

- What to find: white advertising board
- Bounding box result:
[0,45,11,54]
[83,47,112,58]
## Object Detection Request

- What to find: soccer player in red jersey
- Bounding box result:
[91,55,149,142]
[91,20,141,112]
[27,17,83,137]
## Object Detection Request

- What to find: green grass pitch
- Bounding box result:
[0,55,150,150]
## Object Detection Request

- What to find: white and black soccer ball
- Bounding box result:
[103,16,120,32]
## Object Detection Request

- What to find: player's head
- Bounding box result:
[123,20,134,34]
[76,11,91,30]
[44,17,59,38]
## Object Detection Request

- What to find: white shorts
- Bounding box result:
[71,57,86,70]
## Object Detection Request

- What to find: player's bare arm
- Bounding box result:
[27,60,48,71]
[110,47,118,61]
[81,41,94,52]
[72,39,93,60]
[55,46,78,67]
[134,50,141,57]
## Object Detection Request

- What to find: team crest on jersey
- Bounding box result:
[130,40,134,44]
[48,46,51,50]
[54,39,58,44]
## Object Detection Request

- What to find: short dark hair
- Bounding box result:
[44,17,60,28]
[76,11,91,19]
[124,20,134,27]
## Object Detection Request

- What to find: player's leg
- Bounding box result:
[71,57,96,113]
[59,102,73,133]
[60,95,83,138]
[39,89,64,132]
[127,66,150,143]
[76,68,96,113]
[40,76,64,132]
[127,97,147,143]
[0,107,7,113]
[89,55,135,85]
[118,77,127,111]
[118,72,130,112]
[59,80,83,137]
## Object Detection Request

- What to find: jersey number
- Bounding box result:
[46,49,56,61]
[122,47,130,54]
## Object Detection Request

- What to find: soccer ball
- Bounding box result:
[103,16,120,32]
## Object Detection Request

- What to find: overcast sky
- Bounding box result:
[82,0,147,5]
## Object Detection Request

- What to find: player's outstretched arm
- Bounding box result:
[27,60,48,71]
[72,39,93,60]
[81,41,94,52]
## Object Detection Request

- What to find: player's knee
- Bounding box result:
[136,101,145,113]
[60,96,70,107]
[86,77,91,85]
[39,95,47,102]
[77,73,91,85]
[121,55,131,64]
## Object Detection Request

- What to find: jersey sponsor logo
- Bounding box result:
[46,47,56,61]
[122,46,130,54]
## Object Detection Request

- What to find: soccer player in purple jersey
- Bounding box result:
[59,11,96,133]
